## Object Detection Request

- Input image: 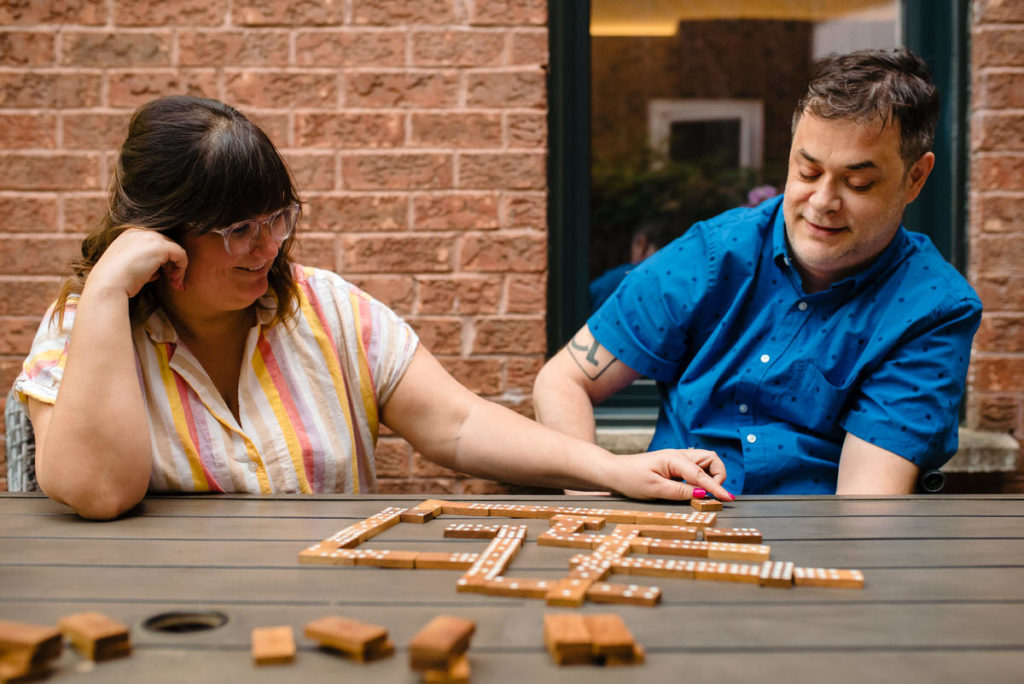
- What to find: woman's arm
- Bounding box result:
[381,346,730,501]
[31,228,188,519]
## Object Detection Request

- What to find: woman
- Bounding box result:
[14,96,731,519]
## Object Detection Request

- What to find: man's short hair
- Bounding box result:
[792,48,939,168]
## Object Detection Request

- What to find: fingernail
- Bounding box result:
[723,490,735,501]
[692,488,706,499]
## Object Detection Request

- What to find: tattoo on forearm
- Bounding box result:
[567,335,615,380]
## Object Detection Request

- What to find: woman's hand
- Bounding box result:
[87,227,188,298]
[604,448,732,502]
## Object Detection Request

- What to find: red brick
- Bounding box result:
[0,0,105,25]
[0,357,24,403]
[340,234,454,272]
[63,195,108,233]
[374,438,413,478]
[0,237,81,275]
[0,277,61,316]
[510,29,548,66]
[411,30,504,67]
[973,234,1024,274]
[413,193,499,230]
[243,111,290,147]
[975,194,1024,233]
[974,112,1024,151]
[505,193,546,227]
[971,394,1021,432]
[296,31,406,67]
[282,153,336,192]
[410,113,502,149]
[506,273,546,313]
[0,115,56,149]
[458,479,516,495]
[179,30,290,67]
[460,232,546,272]
[975,315,1024,353]
[439,357,503,395]
[466,70,545,107]
[973,27,1024,68]
[472,0,546,26]
[974,71,1024,109]
[346,275,416,314]
[345,71,459,108]
[417,275,502,315]
[0,197,58,232]
[305,194,408,232]
[343,153,452,191]
[295,112,403,149]
[376,478,456,494]
[0,153,100,191]
[0,317,41,355]
[0,31,55,66]
[292,234,337,271]
[506,355,544,392]
[115,0,226,26]
[107,71,218,108]
[471,316,545,354]
[412,452,463,478]
[975,0,1024,23]
[459,152,545,190]
[353,0,458,25]
[0,73,102,109]
[974,274,1024,311]
[409,317,462,354]
[61,32,170,67]
[972,356,1024,392]
[234,0,344,26]
[508,112,547,148]
[225,71,337,108]
[973,154,1024,191]
[62,113,131,151]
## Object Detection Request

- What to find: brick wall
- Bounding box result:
[966,0,1024,492]
[0,0,549,494]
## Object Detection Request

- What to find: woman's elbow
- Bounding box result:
[38,474,145,521]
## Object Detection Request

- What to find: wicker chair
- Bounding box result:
[4,388,39,492]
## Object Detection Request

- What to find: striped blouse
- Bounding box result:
[14,265,419,494]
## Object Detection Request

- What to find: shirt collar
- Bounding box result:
[141,291,277,347]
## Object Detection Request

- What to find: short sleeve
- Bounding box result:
[842,295,982,470]
[13,300,77,406]
[587,225,714,382]
[358,290,419,407]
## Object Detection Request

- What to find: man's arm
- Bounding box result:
[835,432,919,494]
[532,324,641,442]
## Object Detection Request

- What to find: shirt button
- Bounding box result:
[746,434,757,444]
[248,463,258,473]
[739,404,749,414]
[798,301,808,311]
[760,354,770,363]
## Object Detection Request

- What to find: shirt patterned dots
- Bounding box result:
[588,196,982,495]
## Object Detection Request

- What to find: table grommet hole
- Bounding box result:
[143,610,229,634]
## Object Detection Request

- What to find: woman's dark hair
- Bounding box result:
[54,95,301,325]
[792,48,939,168]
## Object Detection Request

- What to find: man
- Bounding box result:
[533,48,982,496]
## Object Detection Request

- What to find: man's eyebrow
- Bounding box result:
[797,149,877,170]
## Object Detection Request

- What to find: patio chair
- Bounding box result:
[4,387,39,492]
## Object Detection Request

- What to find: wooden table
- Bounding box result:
[2,493,1023,683]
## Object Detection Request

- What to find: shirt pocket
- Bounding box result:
[774,360,850,439]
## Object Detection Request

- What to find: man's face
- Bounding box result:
[782,112,933,292]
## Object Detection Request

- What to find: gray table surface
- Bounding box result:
[2,493,1023,683]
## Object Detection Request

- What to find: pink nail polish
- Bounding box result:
[692,488,706,499]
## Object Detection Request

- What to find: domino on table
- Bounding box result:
[304,615,394,662]
[0,619,62,683]
[585,582,662,607]
[408,616,476,672]
[543,613,592,665]
[703,527,763,544]
[759,560,795,588]
[544,613,646,666]
[793,567,865,589]
[690,498,723,512]
[401,499,447,523]
[58,612,132,661]
[251,626,295,666]
[422,653,470,684]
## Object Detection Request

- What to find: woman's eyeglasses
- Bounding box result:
[209,203,300,256]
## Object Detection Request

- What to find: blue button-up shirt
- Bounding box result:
[589,196,982,494]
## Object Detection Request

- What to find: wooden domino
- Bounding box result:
[793,567,865,589]
[401,499,446,523]
[635,524,699,540]
[703,527,762,544]
[706,542,771,562]
[353,549,420,568]
[481,577,554,598]
[58,612,132,661]
[440,502,493,516]
[612,557,696,579]
[545,613,646,665]
[759,560,795,588]
[444,522,501,539]
[0,619,63,681]
[543,613,592,665]
[422,653,470,684]
[584,614,635,659]
[585,582,662,607]
[414,552,479,570]
[693,561,761,584]
[545,578,593,607]
[304,615,393,661]
[690,498,723,512]
[251,626,295,666]
[408,616,476,672]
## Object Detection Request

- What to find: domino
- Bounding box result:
[585,582,662,607]
[353,549,420,568]
[693,561,761,584]
[584,613,634,659]
[408,616,476,672]
[304,615,393,662]
[414,552,480,570]
[440,502,493,517]
[58,612,132,661]
[545,578,593,607]
[251,626,295,666]
[706,542,771,562]
[481,577,554,598]
[444,523,501,539]
[793,567,865,589]
[635,524,699,540]
[703,527,763,544]
[422,653,470,684]
[401,499,446,523]
[612,557,697,579]
[0,619,62,681]
[759,560,795,588]
[543,613,592,665]
[690,498,723,512]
